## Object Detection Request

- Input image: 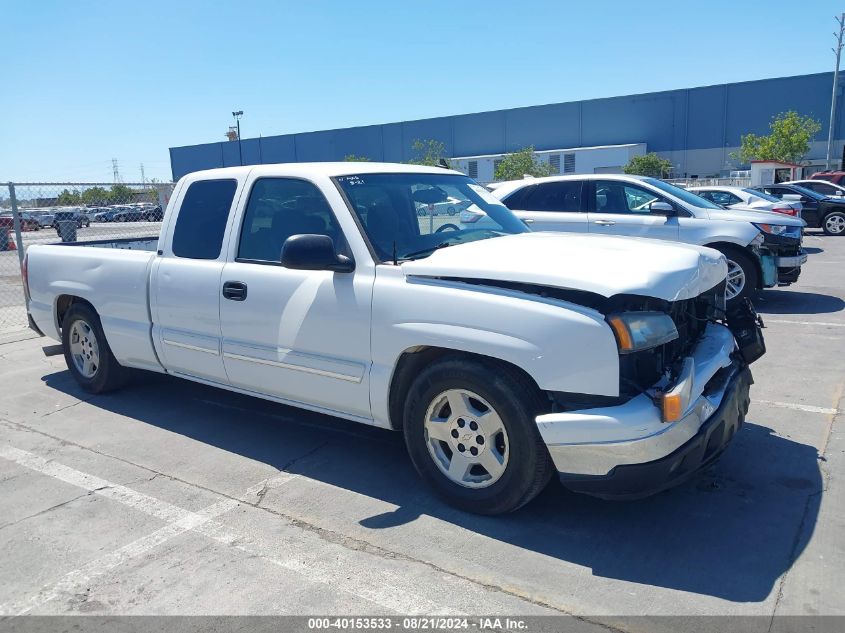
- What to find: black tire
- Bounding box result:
[715,247,758,306]
[822,211,845,236]
[62,302,129,393]
[447,206,456,216]
[403,356,554,515]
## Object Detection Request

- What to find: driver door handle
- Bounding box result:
[522,218,534,225]
[593,220,616,226]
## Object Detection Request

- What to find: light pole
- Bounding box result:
[826,15,845,170]
[232,110,244,166]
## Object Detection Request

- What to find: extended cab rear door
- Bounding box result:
[218,174,374,420]
[500,181,589,232]
[150,177,245,383]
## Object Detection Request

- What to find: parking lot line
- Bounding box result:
[0,444,469,616]
[764,319,845,328]
[756,400,840,415]
[0,498,239,616]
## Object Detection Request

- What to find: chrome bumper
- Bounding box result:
[536,323,738,478]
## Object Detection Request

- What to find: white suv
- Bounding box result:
[472,174,807,304]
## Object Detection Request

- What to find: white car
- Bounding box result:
[482,174,807,304]
[25,162,763,514]
[415,196,468,216]
[782,179,845,197]
[687,185,802,216]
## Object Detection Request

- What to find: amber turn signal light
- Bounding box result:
[661,393,684,423]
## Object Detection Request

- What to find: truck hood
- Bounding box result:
[401,232,727,301]
[705,207,806,226]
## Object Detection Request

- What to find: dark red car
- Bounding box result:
[810,171,845,186]
[0,213,41,232]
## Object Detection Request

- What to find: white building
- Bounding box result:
[450,143,647,184]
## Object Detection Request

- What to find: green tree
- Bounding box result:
[408,139,450,167]
[108,184,135,204]
[81,186,110,205]
[343,154,371,162]
[733,111,822,165]
[493,147,554,181]
[57,189,82,205]
[623,153,673,178]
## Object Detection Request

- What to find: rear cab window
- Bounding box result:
[171,179,238,259]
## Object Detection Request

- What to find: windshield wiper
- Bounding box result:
[400,241,457,261]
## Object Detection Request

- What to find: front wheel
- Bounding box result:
[717,248,758,305]
[403,357,553,514]
[62,303,128,393]
[822,211,845,236]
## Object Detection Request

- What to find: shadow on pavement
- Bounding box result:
[755,289,845,315]
[43,370,823,604]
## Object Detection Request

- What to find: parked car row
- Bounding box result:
[465,174,807,305]
[90,204,163,223]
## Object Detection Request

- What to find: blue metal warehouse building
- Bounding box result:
[169,72,844,181]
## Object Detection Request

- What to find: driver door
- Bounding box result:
[587,180,680,241]
[218,177,373,418]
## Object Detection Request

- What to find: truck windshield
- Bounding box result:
[335,173,528,262]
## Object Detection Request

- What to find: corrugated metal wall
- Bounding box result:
[169,72,842,179]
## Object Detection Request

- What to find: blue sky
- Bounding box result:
[2,0,844,182]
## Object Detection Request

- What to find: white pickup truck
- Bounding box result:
[24,163,763,514]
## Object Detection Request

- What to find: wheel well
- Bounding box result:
[704,241,762,289]
[387,347,545,431]
[55,295,95,332]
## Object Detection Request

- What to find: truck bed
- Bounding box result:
[55,236,159,251]
[26,242,163,372]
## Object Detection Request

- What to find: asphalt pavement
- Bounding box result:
[0,230,842,627]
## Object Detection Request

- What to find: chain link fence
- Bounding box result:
[0,182,175,334]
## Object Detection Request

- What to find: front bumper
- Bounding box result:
[775,251,807,285]
[536,323,752,498]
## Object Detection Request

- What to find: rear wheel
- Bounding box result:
[62,303,128,393]
[403,356,553,514]
[822,211,845,236]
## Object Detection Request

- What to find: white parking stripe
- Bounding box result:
[765,319,845,328]
[0,445,452,615]
[0,444,193,524]
[0,498,239,616]
[756,400,840,415]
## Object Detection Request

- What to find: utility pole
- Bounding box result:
[826,13,845,170]
[112,158,121,183]
[232,110,244,166]
[140,163,146,187]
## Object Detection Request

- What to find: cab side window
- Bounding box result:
[238,178,344,263]
[172,179,238,260]
[593,181,664,214]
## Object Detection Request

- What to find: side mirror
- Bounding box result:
[649,201,676,216]
[281,234,354,273]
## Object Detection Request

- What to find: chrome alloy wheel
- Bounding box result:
[825,214,845,235]
[725,259,746,301]
[69,319,100,378]
[424,389,509,488]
